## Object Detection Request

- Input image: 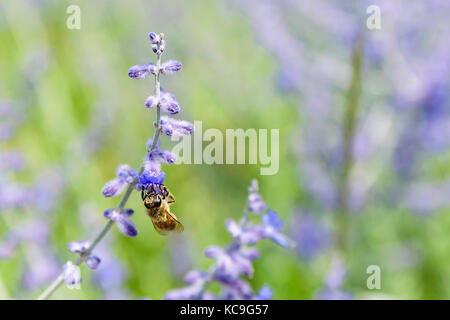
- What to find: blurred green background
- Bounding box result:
[1,0,450,300]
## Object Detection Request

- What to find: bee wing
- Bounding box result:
[151,211,184,235]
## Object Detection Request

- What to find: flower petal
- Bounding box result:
[143,159,161,176]
[159,93,180,114]
[145,95,159,109]
[128,63,155,79]
[160,116,194,137]
[116,215,138,237]
[103,208,120,221]
[67,241,90,254]
[101,178,126,197]
[262,210,283,232]
[256,285,273,300]
[86,256,101,270]
[160,60,182,75]
[63,261,81,288]
[139,171,166,186]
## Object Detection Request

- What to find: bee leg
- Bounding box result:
[159,185,175,203]
[141,186,150,201]
[166,193,176,204]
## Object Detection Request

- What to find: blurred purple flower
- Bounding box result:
[33,166,65,214]
[226,219,266,245]
[246,179,267,214]
[22,246,60,290]
[403,181,450,214]
[0,181,30,210]
[205,245,259,283]
[256,285,273,300]
[290,213,331,260]
[262,211,295,248]
[165,180,291,300]
[316,255,353,300]
[165,270,210,300]
[0,151,25,171]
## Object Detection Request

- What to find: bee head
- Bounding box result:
[143,193,162,209]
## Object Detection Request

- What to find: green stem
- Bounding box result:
[336,33,364,253]
[37,274,64,300]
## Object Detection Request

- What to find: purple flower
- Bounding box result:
[164,283,204,300]
[148,32,162,44]
[317,289,353,300]
[141,138,175,178]
[104,208,138,237]
[148,32,165,54]
[160,60,182,75]
[148,148,177,164]
[63,261,81,288]
[262,210,294,248]
[67,240,101,270]
[205,245,258,283]
[226,212,293,248]
[153,40,166,55]
[143,92,180,114]
[67,241,90,254]
[0,151,25,171]
[22,249,60,290]
[160,116,194,137]
[102,164,138,197]
[247,193,267,214]
[184,270,210,284]
[0,236,17,259]
[164,180,282,300]
[92,244,130,299]
[317,255,353,300]
[225,219,266,245]
[164,270,210,300]
[0,180,30,210]
[145,95,159,109]
[142,158,161,177]
[290,213,331,260]
[86,256,101,269]
[138,171,166,187]
[256,285,273,300]
[247,180,267,214]
[220,279,254,299]
[33,166,65,214]
[128,63,157,79]
[146,137,161,151]
[159,92,180,114]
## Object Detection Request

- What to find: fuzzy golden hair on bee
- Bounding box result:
[141,184,184,235]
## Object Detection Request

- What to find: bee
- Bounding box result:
[141,184,184,235]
